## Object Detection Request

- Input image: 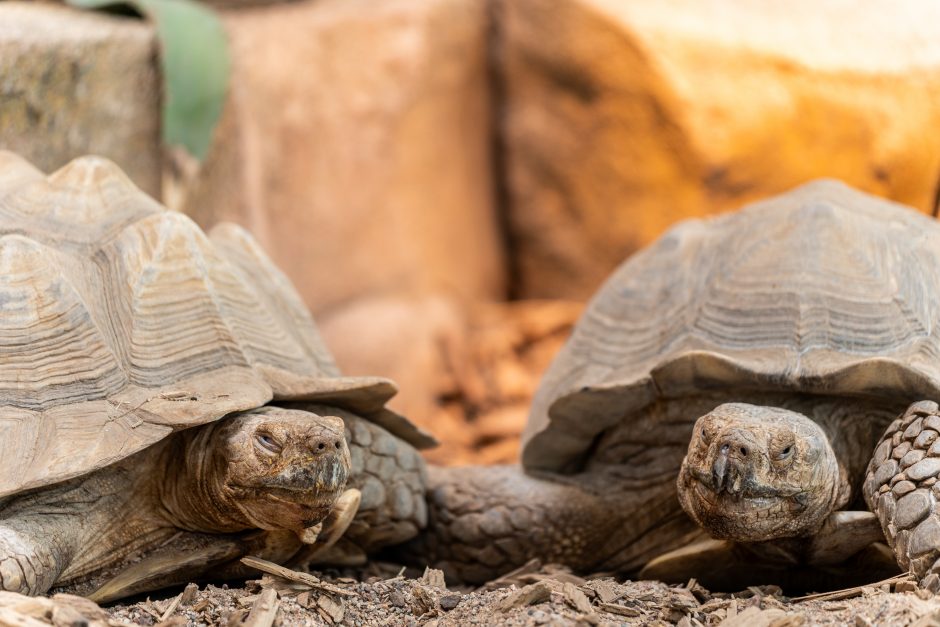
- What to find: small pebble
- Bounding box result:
[440,594,462,611]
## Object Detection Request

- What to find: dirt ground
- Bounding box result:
[87,562,940,627]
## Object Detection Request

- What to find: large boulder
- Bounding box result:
[182,0,505,315]
[0,3,161,197]
[321,296,581,465]
[499,0,940,299]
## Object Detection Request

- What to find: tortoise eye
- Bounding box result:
[255,432,281,454]
[775,445,793,460]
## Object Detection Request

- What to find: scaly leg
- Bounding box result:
[403,464,702,584]
[865,400,940,587]
[0,522,68,595]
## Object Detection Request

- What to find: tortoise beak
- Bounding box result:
[712,450,729,492]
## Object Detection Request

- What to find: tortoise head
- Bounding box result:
[677,403,845,542]
[210,407,351,535]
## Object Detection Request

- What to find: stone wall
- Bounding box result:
[0,3,161,198]
[499,0,940,299]
[183,0,506,316]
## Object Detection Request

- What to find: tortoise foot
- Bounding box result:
[865,401,940,580]
[0,526,58,595]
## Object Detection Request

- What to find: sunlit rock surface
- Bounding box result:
[499,0,940,299]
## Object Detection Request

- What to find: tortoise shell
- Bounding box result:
[524,180,940,472]
[0,151,432,499]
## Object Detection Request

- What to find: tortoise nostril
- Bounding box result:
[334,441,341,449]
[739,446,748,457]
[317,442,325,451]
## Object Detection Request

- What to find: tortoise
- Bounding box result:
[0,152,433,601]
[418,180,940,590]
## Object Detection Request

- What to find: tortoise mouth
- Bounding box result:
[688,466,802,500]
[232,482,345,509]
[683,474,809,540]
[691,481,804,518]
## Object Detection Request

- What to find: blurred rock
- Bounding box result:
[0,3,161,197]
[322,297,581,465]
[319,294,469,433]
[499,0,940,299]
[181,0,505,315]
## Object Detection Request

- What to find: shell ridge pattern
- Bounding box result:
[524,181,940,472]
[209,248,320,378]
[0,235,127,409]
[117,213,251,387]
[207,223,342,380]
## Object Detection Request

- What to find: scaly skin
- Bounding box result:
[407,395,899,584]
[0,406,349,596]
[283,404,428,569]
[678,400,898,562]
[678,404,848,542]
[412,465,704,584]
[865,400,940,588]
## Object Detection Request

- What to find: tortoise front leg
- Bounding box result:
[0,521,70,595]
[865,400,940,588]
[403,464,702,584]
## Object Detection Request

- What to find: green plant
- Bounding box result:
[67,0,230,160]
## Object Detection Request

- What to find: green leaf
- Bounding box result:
[66,0,230,160]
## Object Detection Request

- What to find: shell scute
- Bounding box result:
[0,155,429,498]
[524,181,940,471]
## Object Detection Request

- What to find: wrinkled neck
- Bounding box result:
[154,425,252,533]
[812,401,897,506]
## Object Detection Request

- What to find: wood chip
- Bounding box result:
[701,598,735,612]
[139,603,164,621]
[717,606,788,627]
[222,608,248,626]
[421,567,447,591]
[562,583,593,614]
[497,582,552,612]
[159,590,184,622]
[668,588,700,610]
[793,573,913,603]
[589,580,622,604]
[483,558,542,590]
[411,586,438,616]
[0,607,48,627]
[243,589,278,627]
[317,595,345,624]
[596,602,642,617]
[180,583,199,606]
[241,555,355,598]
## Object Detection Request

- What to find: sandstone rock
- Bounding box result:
[319,294,468,438]
[182,0,504,314]
[499,0,940,299]
[0,3,160,197]
[321,297,579,465]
